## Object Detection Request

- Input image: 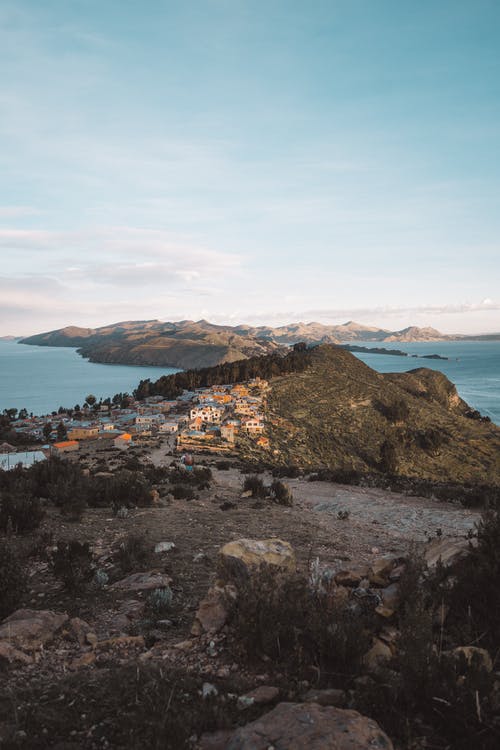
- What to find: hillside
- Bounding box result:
[21,320,283,369]
[265,345,500,485]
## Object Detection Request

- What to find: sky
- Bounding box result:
[1,0,499,336]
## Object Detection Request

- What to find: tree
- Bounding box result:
[18,408,28,420]
[56,422,68,441]
[85,394,96,407]
[3,408,18,421]
[42,422,53,442]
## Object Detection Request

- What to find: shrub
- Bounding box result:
[270,480,293,506]
[230,565,371,682]
[215,460,231,470]
[377,399,410,423]
[145,586,173,619]
[0,491,45,534]
[379,439,398,474]
[115,532,153,573]
[171,484,196,500]
[0,544,27,619]
[50,540,94,591]
[243,475,266,499]
[446,510,500,652]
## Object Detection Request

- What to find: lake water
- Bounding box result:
[351,341,500,424]
[0,341,178,416]
[0,339,499,424]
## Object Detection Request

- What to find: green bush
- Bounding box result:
[230,565,371,681]
[0,490,45,534]
[50,540,94,591]
[270,480,293,506]
[115,532,153,573]
[0,544,27,619]
[243,475,267,498]
[171,484,196,500]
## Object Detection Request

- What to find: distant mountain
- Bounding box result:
[20,320,284,369]
[20,318,500,368]
[0,335,21,341]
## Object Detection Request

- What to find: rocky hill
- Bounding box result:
[265,345,500,485]
[20,320,284,369]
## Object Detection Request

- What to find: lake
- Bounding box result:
[0,339,498,424]
[0,340,179,416]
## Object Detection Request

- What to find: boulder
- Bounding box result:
[0,641,33,666]
[363,638,393,672]
[0,609,68,651]
[226,702,393,749]
[218,538,295,582]
[69,617,92,647]
[424,537,472,568]
[109,572,172,593]
[191,582,237,636]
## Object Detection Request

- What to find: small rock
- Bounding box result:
[69,652,96,670]
[0,641,33,666]
[239,686,279,708]
[334,567,369,587]
[191,582,237,636]
[154,542,176,554]
[202,683,218,699]
[69,617,92,647]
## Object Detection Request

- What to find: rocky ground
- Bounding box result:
[0,447,493,749]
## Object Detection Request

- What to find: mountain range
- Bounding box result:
[20,318,500,369]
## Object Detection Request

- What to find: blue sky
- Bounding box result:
[1,0,499,335]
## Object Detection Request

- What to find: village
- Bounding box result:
[0,377,270,469]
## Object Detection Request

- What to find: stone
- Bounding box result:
[0,609,68,651]
[303,688,347,707]
[334,567,370,587]
[97,635,145,650]
[109,599,144,632]
[0,641,33,666]
[238,686,280,709]
[197,730,234,750]
[363,638,393,672]
[69,651,96,670]
[452,646,493,672]
[69,617,92,646]
[155,541,176,554]
[225,702,394,750]
[375,605,395,619]
[218,538,295,582]
[191,582,237,636]
[202,682,218,699]
[109,572,172,593]
[86,632,98,648]
[380,583,399,611]
[370,556,397,579]
[424,537,472,568]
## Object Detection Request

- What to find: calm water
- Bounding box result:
[352,341,500,424]
[0,341,178,416]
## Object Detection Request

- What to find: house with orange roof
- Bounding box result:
[53,440,79,453]
[114,433,133,449]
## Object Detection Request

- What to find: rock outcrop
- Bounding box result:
[225,702,394,750]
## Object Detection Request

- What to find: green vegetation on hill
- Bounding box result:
[266,345,500,485]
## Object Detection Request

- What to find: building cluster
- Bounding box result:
[0,377,270,467]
